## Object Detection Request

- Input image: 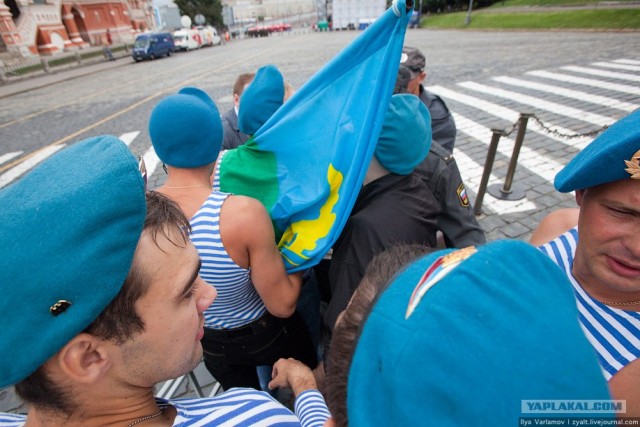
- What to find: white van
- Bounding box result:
[197,26,222,47]
[173,29,200,51]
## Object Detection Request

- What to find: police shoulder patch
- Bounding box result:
[456,183,469,207]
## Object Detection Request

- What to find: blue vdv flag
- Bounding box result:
[219,0,413,272]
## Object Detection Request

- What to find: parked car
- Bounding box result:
[197,26,222,47]
[131,33,175,62]
[173,29,201,51]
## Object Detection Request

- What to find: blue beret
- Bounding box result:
[348,240,610,425]
[149,87,223,168]
[238,65,284,135]
[555,110,640,192]
[374,94,431,175]
[0,136,146,387]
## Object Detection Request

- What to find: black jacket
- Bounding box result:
[324,173,439,331]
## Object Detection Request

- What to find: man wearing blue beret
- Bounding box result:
[0,136,329,426]
[149,83,320,394]
[536,110,640,415]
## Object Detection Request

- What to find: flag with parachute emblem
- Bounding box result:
[218,0,413,272]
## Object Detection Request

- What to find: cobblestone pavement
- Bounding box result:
[437,58,640,241]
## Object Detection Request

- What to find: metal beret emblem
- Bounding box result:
[50,300,72,316]
[624,149,640,180]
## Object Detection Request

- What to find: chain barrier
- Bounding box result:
[474,112,612,215]
[502,119,520,138]
[511,113,610,139]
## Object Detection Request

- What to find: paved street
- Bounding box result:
[0,29,639,246]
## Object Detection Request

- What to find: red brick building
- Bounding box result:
[0,0,156,56]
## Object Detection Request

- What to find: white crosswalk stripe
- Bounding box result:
[141,145,162,179]
[457,81,615,126]
[561,65,640,83]
[592,61,640,72]
[492,76,639,112]
[612,59,640,66]
[0,152,22,166]
[526,69,640,96]
[119,131,141,146]
[0,145,65,189]
[452,148,538,215]
[429,85,592,150]
[453,112,564,183]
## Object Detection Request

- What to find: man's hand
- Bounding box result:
[268,358,318,397]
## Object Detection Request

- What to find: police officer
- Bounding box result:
[396,65,485,248]
[400,46,456,153]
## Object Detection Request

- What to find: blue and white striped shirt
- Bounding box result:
[190,191,266,329]
[539,227,640,380]
[0,388,330,427]
[211,150,226,192]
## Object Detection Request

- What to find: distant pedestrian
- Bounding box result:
[103,29,115,61]
[221,72,255,150]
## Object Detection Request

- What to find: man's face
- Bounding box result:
[114,228,216,386]
[407,71,426,96]
[574,178,640,296]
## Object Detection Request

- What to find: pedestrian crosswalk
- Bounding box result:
[1,58,639,223]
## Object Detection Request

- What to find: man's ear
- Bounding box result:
[575,189,586,207]
[54,333,112,384]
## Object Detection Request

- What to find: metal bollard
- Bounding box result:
[75,51,82,64]
[487,113,531,201]
[474,129,505,216]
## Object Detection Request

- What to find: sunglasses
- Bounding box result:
[138,156,147,189]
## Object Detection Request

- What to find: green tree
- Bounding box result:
[174,0,224,28]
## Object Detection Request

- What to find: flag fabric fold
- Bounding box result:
[219,0,412,272]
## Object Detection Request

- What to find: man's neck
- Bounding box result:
[24,389,173,427]
[364,158,389,185]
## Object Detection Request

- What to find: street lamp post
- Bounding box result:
[464,0,473,25]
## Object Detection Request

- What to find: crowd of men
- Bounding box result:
[0,43,638,426]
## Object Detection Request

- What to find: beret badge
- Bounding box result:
[405,246,477,319]
[50,300,72,316]
[624,149,640,180]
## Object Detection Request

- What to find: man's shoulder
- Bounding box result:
[0,412,25,426]
[222,108,237,124]
[169,389,298,426]
[420,86,450,110]
[428,141,454,165]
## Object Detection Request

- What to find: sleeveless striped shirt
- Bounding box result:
[189,191,266,329]
[539,227,640,380]
[211,149,225,192]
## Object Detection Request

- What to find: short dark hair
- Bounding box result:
[15,191,191,414]
[324,244,433,427]
[233,73,255,97]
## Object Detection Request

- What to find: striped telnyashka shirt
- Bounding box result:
[190,191,266,329]
[539,227,640,380]
[0,388,331,427]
